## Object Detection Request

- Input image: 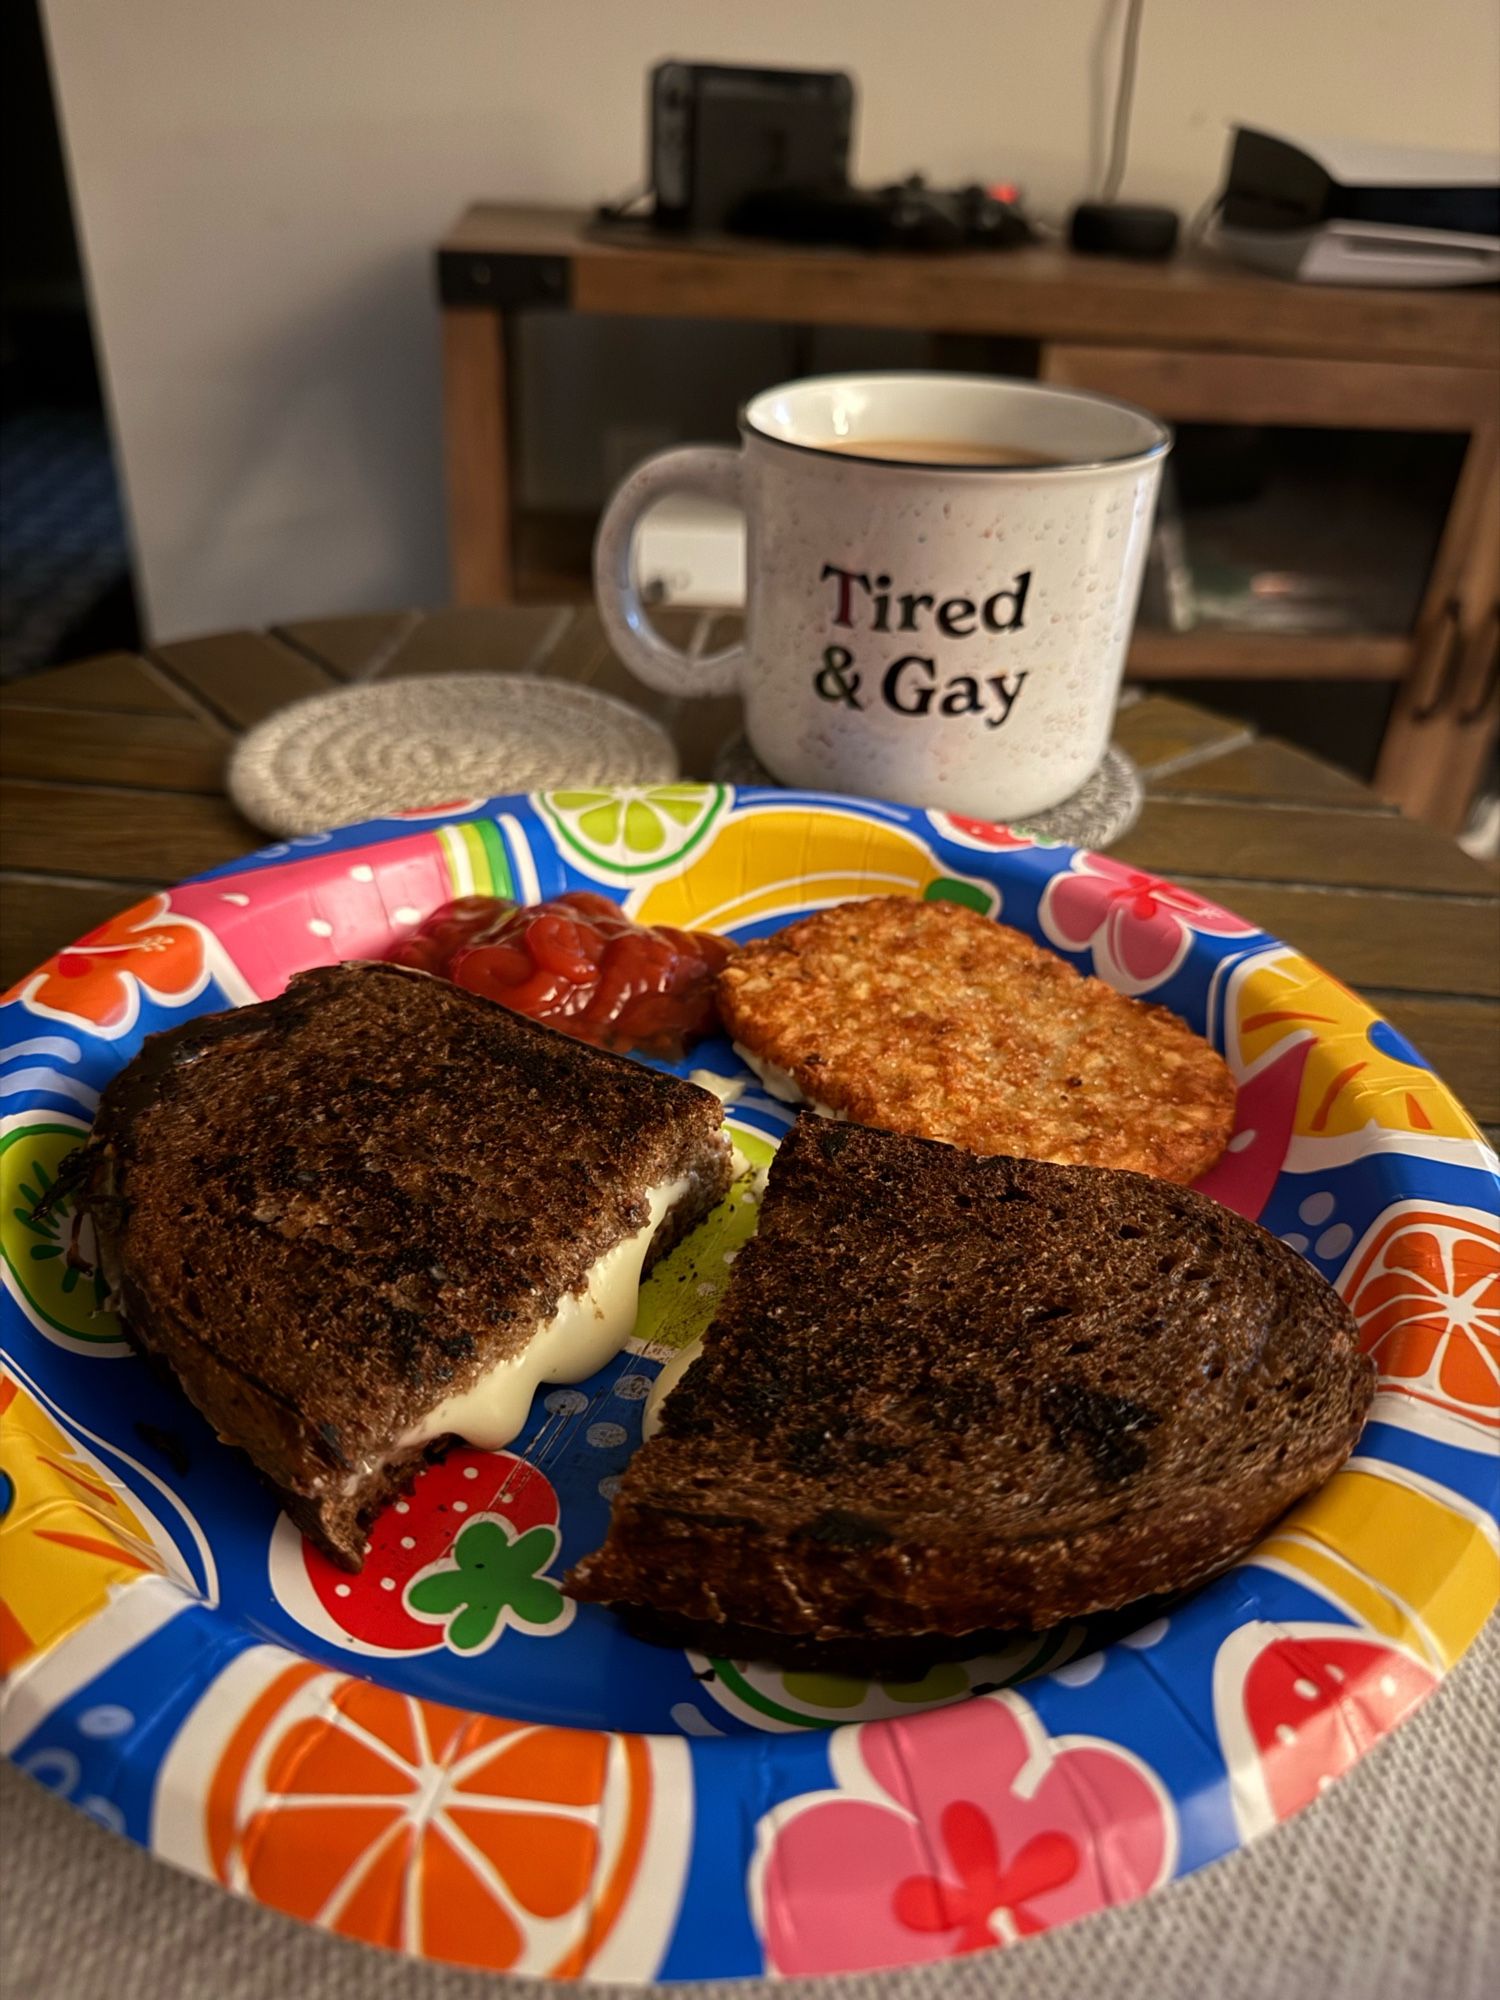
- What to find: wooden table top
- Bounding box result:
[440,203,1500,369]
[2,604,1496,1140]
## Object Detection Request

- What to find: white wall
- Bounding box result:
[43,0,1500,641]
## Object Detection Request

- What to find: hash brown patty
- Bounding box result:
[716,896,1236,1181]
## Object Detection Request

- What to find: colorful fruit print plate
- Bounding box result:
[2,784,1496,1982]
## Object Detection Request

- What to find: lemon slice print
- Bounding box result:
[537,785,727,879]
[695,1627,1082,1731]
[2,1123,123,1351]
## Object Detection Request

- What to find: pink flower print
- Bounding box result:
[1041,853,1258,996]
[755,1695,1175,1976]
[894,1802,1080,1950]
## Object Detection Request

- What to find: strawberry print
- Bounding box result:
[270,1448,573,1656]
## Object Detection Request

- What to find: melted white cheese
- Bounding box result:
[733,1045,844,1120]
[687,1069,747,1106]
[398,1175,691,1452]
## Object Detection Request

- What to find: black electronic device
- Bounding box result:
[729,176,1033,252]
[1221,128,1500,240]
[1069,199,1179,260]
[1065,0,1181,263]
[648,61,854,233]
[1210,127,1500,285]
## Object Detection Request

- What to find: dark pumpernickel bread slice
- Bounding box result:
[567,1117,1373,1650]
[69,962,731,1568]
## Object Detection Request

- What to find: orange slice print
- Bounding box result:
[194,1664,669,1977]
[1342,1205,1500,1432]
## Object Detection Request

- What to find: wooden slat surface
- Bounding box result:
[1,779,261,882]
[540,607,746,778]
[371,604,570,678]
[1113,799,1494,896]
[542,605,696,711]
[0,653,186,716]
[1,707,226,793]
[3,605,1496,1130]
[1374,997,1500,1124]
[1172,880,1500,1001]
[275,613,415,680]
[150,632,336,730]
[1150,740,1392,808]
[1111,695,1251,775]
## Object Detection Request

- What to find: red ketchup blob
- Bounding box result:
[387,892,733,1057]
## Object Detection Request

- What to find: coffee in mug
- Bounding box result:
[818,438,1056,466]
[593,372,1169,821]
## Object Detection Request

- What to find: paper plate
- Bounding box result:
[2,785,1496,1982]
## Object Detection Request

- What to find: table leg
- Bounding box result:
[441,305,513,604]
[1376,427,1500,832]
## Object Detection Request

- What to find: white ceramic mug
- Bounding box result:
[594,372,1170,821]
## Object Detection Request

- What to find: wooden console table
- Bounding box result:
[435,204,1500,833]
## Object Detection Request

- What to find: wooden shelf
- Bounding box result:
[510,512,1416,683]
[1126,630,1410,682]
[442,204,1500,369]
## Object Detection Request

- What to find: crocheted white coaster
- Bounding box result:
[227,674,680,836]
[712,737,1145,849]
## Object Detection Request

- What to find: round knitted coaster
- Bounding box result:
[227,675,680,836]
[711,736,1145,848]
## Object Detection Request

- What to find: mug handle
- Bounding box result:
[593,446,746,698]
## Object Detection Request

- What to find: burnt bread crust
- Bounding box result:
[567,1117,1374,1645]
[74,961,731,1567]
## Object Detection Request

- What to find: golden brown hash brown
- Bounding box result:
[716,896,1236,1182]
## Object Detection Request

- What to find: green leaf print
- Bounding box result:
[406,1519,569,1651]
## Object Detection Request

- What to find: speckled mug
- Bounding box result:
[594,373,1170,821]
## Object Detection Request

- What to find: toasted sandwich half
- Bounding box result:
[67,962,732,1568]
[568,1117,1372,1662]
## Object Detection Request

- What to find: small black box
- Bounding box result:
[649,61,854,233]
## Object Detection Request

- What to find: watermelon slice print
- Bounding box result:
[1192,1035,1313,1222]
[1214,1621,1438,1837]
[269,1447,573,1656]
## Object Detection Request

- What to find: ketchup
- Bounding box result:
[387,893,733,1058]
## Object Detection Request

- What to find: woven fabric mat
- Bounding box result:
[4,1616,1495,2000]
[713,739,1145,850]
[227,676,680,836]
